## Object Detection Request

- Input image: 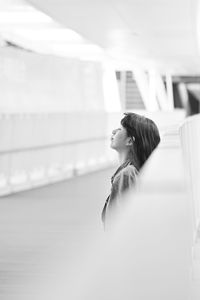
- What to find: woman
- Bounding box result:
[102,112,160,228]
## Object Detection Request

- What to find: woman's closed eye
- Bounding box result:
[112,128,121,135]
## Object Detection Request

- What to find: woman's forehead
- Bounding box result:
[120,125,128,134]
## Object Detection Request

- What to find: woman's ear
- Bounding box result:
[126,136,135,146]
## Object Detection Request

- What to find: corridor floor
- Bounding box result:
[0,167,114,300]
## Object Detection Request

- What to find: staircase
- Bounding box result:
[116,71,145,110]
[125,71,145,110]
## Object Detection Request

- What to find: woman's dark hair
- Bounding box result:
[121,112,160,170]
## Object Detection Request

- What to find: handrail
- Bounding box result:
[0,136,109,155]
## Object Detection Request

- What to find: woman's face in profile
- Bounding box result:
[110,125,128,151]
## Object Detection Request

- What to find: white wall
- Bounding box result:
[0,48,105,112]
[0,47,118,195]
[179,114,200,299]
[0,112,119,195]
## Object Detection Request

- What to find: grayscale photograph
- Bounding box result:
[0,0,200,299]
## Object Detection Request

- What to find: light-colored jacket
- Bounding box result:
[102,160,138,227]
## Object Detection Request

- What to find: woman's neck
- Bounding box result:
[118,150,129,165]
[118,149,139,170]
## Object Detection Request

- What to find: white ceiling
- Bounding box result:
[0,0,107,60]
[0,0,199,75]
[26,0,200,75]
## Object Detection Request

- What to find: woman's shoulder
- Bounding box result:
[117,163,138,178]
[112,163,138,188]
[122,164,138,174]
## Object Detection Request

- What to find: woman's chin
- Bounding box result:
[110,143,116,149]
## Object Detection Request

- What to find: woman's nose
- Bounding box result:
[112,129,117,135]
